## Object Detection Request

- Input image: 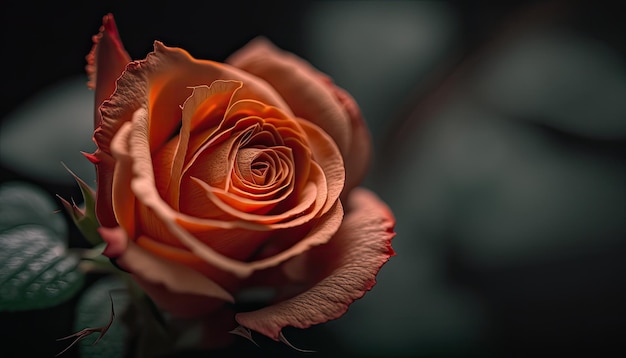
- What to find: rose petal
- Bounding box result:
[152,136,178,199]
[235,187,396,340]
[226,37,351,157]
[168,81,243,208]
[92,151,118,227]
[138,228,269,263]
[175,200,343,279]
[182,121,260,194]
[297,119,345,215]
[98,226,235,314]
[98,226,128,258]
[328,85,372,197]
[132,275,227,318]
[134,235,242,294]
[86,13,131,129]
[189,175,317,225]
[185,173,291,215]
[109,121,136,237]
[96,42,291,156]
[127,107,344,278]
[118,244,235,305]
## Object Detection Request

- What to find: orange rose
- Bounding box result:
[85,14,395,345]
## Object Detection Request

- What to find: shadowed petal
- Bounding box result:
[131,274,229,318]
[235,187,395,340]
[86,13,131,129]
[328,84,372,197]
[99,226,235,314]
[90,151,118,228]
[297,118,345,215]
[167,81,243,209]
[109,121,136,237]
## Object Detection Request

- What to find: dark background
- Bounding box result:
[1,1,625,357]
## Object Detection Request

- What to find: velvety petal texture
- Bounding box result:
[82,13,395,348]
[227,37,372,195]
[85,14,131,228]
[98,226,234,310]
[235,188,396,340]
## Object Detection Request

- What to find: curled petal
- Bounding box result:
[95,41,291,156]
[127,107,345,278]
[226,37,352,157]
[235,187,396,340]
[168,200,343,279]
[167,81,244,209]
[99,226,235,315]
[297,118,345,215]
[227,37,371,197]
[108,122,136,237]
[328,85,372,197]
[92,150,118,227]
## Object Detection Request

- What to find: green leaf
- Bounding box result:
[0,181,67,238]
[0,225,85,311]
[74,276,131,358]
[0,181,85,311]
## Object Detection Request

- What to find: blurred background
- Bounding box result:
[1,0,625,357]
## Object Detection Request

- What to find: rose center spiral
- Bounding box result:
[236,148,279,187]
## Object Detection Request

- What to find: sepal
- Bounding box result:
[59,163,103,246]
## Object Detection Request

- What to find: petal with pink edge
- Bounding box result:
[86,13,131,129]
[234,187,396,340]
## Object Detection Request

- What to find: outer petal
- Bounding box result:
[325,83,372,197]
[98,226,235,317]
[235,187,396,340]
[86,13,131,129]
[99,227,234,313]
[85,14,132,227]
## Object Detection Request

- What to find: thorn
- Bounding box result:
[229,325,259,347]
[56,294,116,356]
[278,331,315,353]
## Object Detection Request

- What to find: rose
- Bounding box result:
[84,13,395,346]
